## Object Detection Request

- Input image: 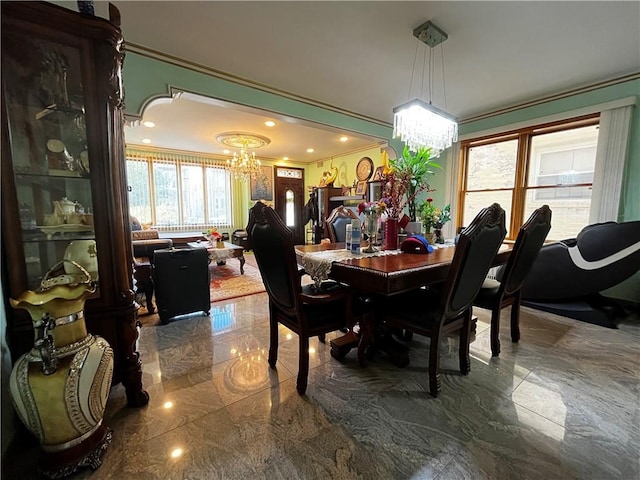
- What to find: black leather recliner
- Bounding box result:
[520,221,640,327]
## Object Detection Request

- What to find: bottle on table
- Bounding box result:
[350,219,361,254]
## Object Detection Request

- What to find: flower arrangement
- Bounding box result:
[381,145,440,220]
[357,200,387,216]
[203,227,223,241]
[418,198,451,231]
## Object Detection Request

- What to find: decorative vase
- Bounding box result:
[384,218,399,250]
[425,232,436,244]
[9,260,113,478]
[405,221,423,235]
[362,212,379,253]
[434,224,445,244]
[216,240,225,248]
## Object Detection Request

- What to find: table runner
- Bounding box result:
[300,242,456,287]
[300,248,401,287]
[207,248,236,263]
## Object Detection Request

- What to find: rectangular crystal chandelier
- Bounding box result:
[393,20,458,157]
[393,98,458,157]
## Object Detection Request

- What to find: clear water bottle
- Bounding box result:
[350,219,361,254]
[345,224,352,251]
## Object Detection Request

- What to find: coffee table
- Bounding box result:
[187,241,245,275]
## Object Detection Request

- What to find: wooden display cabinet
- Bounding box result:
[313,187,365,242]
[1,2,148,407]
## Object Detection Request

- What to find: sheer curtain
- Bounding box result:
[589,105,634,224]
[444,142,461,240]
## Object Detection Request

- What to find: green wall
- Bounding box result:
[123,52,638,224]
[123,53,392,142]
[122,52,398,227]
[459,78,640,223]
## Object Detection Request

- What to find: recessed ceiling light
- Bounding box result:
[282,156,289,161]
[142,138,152,144]
[223,149,230,154]
[264,120,276,127]
[170,448,183,459]
[306,148,314,153]
[340,136,349,142]
[142,121,156,128]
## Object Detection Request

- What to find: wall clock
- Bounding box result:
[356,156,374,181]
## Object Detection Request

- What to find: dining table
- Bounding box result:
[295,241,513,367]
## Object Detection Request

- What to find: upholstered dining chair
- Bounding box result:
[473,204,552,357]
[380,203,507,397]
[326,205,359,243]
[246,201,353,395]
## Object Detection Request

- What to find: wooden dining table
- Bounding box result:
[295,242,513,366]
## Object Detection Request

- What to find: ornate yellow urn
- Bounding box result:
[9,260,114,478]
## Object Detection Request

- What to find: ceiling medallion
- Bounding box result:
[215,131,271,149]
[216,132,270,182]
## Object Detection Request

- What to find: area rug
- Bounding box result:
[209,259,265,302]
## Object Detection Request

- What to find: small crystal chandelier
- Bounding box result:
[226,140,261,181]
[216,132,270,182]
[393,20,458,157]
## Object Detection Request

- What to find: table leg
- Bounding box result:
[238,255,245,275]
[357,316,374,367]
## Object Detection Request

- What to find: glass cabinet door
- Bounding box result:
[3,29,98,291]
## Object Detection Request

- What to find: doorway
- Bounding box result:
[274,166,306,245]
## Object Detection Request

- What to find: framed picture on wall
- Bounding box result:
[355,181,367,195]
[250,165,274,201]
[372,166,384,181]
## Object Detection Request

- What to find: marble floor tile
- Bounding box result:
[3,291,639,480]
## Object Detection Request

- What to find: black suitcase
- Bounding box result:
[153,247,210,324]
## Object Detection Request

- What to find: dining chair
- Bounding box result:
[473,204,552,357]
[326,205,359,243]
[246,201,353,395]
[381,203,507,397]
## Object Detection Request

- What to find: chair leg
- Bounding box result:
[145,285,155,314]
[297,335,310,395]
[318,333,326,343]
[268,314,278,369]
[510,292,522,343]
[459,310,472,375]
[490,305,501,357]
[428,332,442,397]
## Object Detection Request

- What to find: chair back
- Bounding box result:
[441,203,507,320]
[246,202,302,316]
[326,206,359,243]
[499,205,552,296]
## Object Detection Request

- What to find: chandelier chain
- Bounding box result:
[393,20,458,155]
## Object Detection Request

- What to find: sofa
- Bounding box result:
[520,221,640,327]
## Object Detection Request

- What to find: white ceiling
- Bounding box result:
[80,1,640,162]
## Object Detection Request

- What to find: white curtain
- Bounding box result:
[589,105,634,224]
[444,142,461,240]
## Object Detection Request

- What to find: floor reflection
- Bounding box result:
[3,291,639,480]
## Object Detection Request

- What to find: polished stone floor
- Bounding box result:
[5,292,640,479]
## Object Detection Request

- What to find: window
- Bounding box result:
[285,189,295,227]
[459,115,599,241]
[126,149,232,231]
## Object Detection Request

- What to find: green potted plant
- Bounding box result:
[386,145,441,234]
[418,198,451,243]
